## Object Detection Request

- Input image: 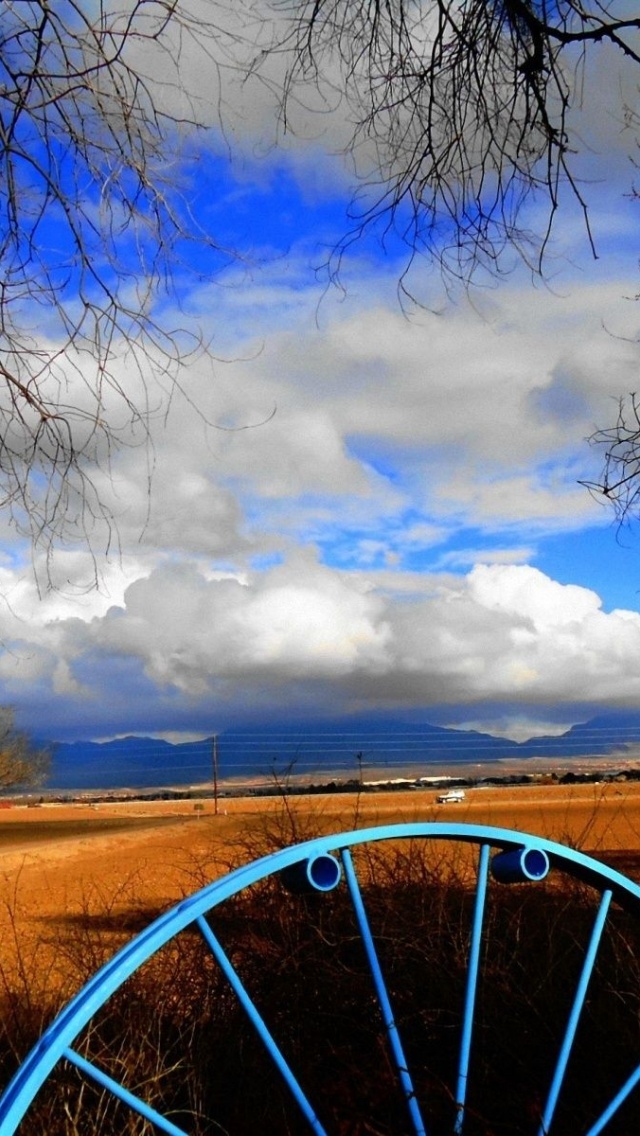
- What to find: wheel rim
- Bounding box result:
[1,821,640,1135]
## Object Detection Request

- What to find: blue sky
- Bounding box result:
[3,12,640,746]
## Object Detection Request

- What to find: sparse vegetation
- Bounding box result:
[0,708,48,790]
[2,800,640,1134]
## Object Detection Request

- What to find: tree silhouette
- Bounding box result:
[3,2,640,566]
[253,0,640,286]
[0,707,48,789]
[583,394,640,526]
[0,1,235,584]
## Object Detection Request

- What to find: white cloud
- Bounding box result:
[194,270,640,545]
[2,3,640,750]
[92,553,391,688]
[5,558,640,740]
[467,565,601,627]
[1,254,639,614]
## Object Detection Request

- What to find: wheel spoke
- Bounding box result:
[196,913,329,1136]
[63,1047,189,1136]
[537,888,613,1136]
[2,824,640,1135]
[341,847,427,1136]
[454,841,491,1135]
[586,1060,640,1135]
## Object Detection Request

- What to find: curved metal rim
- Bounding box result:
[1,821,638,1134]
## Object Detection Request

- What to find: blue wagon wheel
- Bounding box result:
[1,822,640,1134]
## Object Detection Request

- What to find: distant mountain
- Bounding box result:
[43,712,640,792]
[217,716,519,776]
[517,713,640,761]
[47,718,518,791]
[47,736,214,790]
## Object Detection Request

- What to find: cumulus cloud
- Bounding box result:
[1,194,639,743]
[5,558,640,740]
[1,1,639,752]
[92,554,391,688]
[168,271,640,553]
[1,254,638,634]
[30,267,631,602]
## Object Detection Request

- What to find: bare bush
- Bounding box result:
[0,706,48,788]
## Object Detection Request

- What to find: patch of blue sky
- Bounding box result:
[0,543,30,571]
[343,437,404,485]
[2,129,241,336]
[401,528,530,572]
[312,505,449,570]
[533,523,640,613]
[248,551,286,572]
[306,492,640,611]
[189,142,529,317]
[174,157,425,347]
[317,531,398,570]
[189,152,361,264]
[239,494,371,549]
[343,433,453,492]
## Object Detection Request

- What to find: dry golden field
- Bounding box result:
[0,780,639,1001]
[1,781,640,1134]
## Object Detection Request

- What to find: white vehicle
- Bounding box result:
[436,789,466,804]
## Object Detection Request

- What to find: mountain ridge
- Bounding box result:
[42,712,640,791]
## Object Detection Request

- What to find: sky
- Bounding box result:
[4,7,640,746]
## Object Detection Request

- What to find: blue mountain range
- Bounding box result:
[43,712,640,792]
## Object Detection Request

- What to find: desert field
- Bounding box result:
[1,780,640,1132]
[1,778,640,997]
[0,781,628,1003]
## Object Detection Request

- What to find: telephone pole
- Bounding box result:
[212,734,219,815]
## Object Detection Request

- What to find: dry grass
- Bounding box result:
[2,781,640,987]
[0,783,640,1132]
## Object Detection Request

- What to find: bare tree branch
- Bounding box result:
[0,1,240,588]
[251,0,640,287]
[582,393,640,525]
[4,1,640,572]
[0,706,48,788]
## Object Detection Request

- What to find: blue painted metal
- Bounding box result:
[196,914,329,1136]
[491,845,550,883]
[63,1048,189,1136]
[1,822,640,1135]
[537,888,613,1136]
[587,1060,640,1135]
[280,851,342,894]
[341,847,427,1136]
[454,841,490,1135]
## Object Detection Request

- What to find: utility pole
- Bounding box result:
[212,734,219,816]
